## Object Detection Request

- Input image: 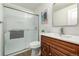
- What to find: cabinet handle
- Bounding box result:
[49,53,52,56]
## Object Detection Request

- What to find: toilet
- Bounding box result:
[29,41,40,56]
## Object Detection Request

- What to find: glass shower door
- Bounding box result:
[4,7,38,55]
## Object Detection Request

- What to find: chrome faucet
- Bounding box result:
[60,27,64,35]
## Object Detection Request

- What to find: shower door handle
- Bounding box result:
[0,21,3,23]
[35,27,37,30]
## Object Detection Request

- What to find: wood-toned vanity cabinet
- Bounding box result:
[41,35,79,56]
[41,36,50,56]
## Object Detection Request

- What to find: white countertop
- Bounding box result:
[41,33,79,45]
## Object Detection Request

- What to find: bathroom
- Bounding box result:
[0,3,79,56]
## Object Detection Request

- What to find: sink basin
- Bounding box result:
[29,41,40,49]
[61,35,79,39]
[61,35,79,44]
[61,35,73,38]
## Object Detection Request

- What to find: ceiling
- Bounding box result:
[53,3,75,11]
[12,3,75,12]
[13,3,43,11]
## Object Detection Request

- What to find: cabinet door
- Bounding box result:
[76,45,79,56]
[41,42,49,56]
[49,39,77,56]
[50,46,66,56]
[50,47,57,56]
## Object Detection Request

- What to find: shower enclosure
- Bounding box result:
[3,5,39,55]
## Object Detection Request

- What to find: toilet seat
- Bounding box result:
[30,41,40,49]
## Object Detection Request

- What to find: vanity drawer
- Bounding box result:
[53,44,76,56]
[41,35,48,40]
[41,36,51,45]
[41,35,51,41]
[50,47,66,56]
[49,38,77,54]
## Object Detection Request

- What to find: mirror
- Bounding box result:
[53,3,77,26]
